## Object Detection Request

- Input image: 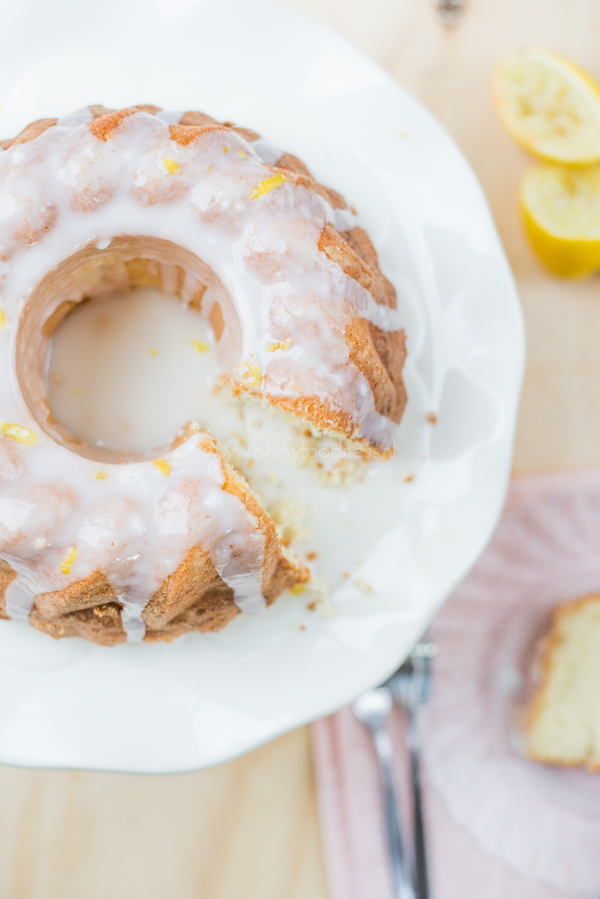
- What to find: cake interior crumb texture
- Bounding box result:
[527,594,600,769]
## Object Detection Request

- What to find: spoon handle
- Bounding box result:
[372,726,416,899]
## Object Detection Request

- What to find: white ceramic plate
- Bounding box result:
[0,0,524,772]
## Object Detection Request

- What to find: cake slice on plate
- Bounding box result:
[527,594,600,769]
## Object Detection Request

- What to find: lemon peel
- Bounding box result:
[520,164,600,276]
[251,173,287,199]
[61,546,78,575]
[154,458,171,476]
[0,421,38,446]
[493,49,600,163]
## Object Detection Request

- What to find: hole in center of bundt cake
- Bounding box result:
[16,236,237,462]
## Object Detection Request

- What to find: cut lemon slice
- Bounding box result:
[493,49,600,163]
[520,164,600,276]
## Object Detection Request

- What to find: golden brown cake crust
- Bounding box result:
[19,434,308,644]
[0,557,17,620]
[9,434,308,645]
[1,108,406,434]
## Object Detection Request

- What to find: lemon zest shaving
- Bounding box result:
[0,306,6,330]
[191,339,209,353]
[163,158,179,174]
[150,348,159,356]
[237,149,246,158]
[93,472,110,480]
[223,146,229,153]
[238,360,262,388]
[290,583,306,595]
[251,173,287,199]
[154,458,171,476]
[265,338,291,352]
[61,546,78,575]
[0,421,38,446]
[206,165,212,173]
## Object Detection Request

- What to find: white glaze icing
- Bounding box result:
[249,137,283,165]
[154,110,184,125]
[0,108,402,637]
[55,107,95,128]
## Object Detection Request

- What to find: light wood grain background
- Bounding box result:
[3,1,600,897]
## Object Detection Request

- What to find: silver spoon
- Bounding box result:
[352,687,416,899]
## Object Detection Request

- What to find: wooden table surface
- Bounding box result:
[3,1,600,896]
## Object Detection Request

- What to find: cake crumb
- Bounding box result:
[353,577,373,594]
[404,474,414,483]
[272,497,310,544]
[311,578,336,618]
[306,551,318,561]
[426,412,437,424]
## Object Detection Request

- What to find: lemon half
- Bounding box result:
[521,165,600,276]
[493,49,600,164]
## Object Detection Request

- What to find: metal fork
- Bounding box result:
[351,686,416,899]
[387,639,437,899]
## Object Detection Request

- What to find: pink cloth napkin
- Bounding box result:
[312,471,600,899]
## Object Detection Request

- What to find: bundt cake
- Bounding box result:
[0,104,407,646]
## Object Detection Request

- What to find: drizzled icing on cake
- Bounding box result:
[0,108,400,638]
[0,430,267,636]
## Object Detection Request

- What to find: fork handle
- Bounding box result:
[373,727,416,899]
[408,713,429,899]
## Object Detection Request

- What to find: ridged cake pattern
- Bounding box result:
[0,105,406,644]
